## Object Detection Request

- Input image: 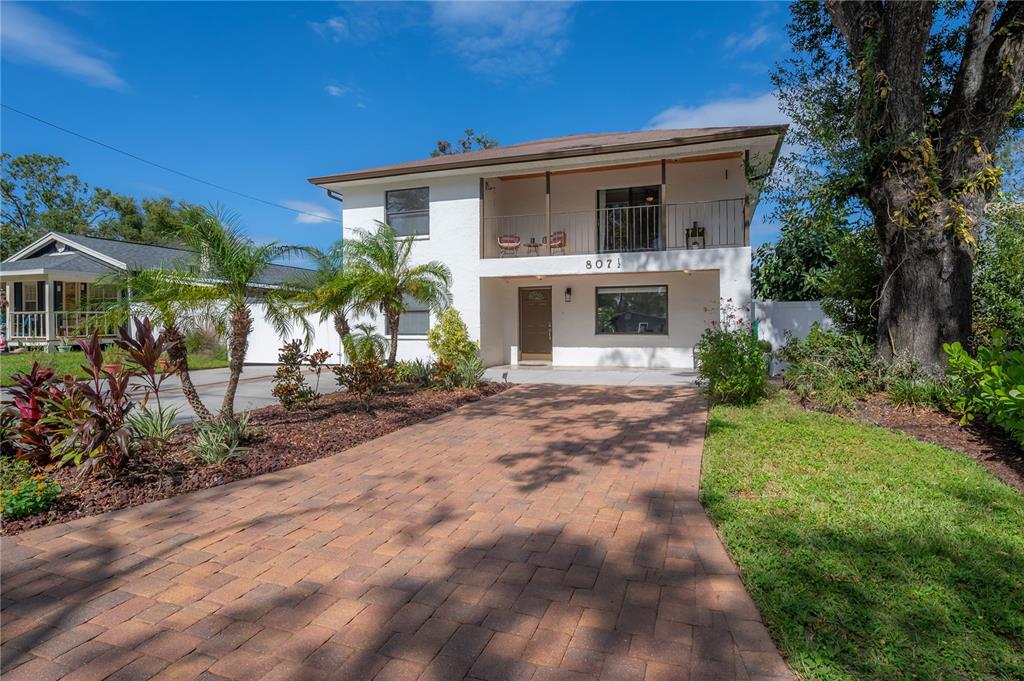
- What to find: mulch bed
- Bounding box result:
[797,392,1024,494]
[3,383,511,536]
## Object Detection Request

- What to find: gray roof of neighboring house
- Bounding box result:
[52,232,196,270]
[308,125,788,185]
[3,232,314,287]
[1,253,115,274]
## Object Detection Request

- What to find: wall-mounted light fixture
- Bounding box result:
[564,287,572,303]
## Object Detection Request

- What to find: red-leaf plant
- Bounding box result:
[5,362,58,464]
[41,332,137,475]
[113,316,174,412]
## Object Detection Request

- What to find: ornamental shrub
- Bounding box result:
[0,458,61,519]
[778,324,885,409]
[427,308,478,365]
[695,302,768,405]
[944,332,1024,446]
[272,341,317,410]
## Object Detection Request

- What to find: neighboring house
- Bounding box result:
[304,126,786,369]
[0,232,310,350]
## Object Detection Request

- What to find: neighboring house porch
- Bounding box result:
[1,231,311,351]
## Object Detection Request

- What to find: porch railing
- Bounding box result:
[6,311,110,342]
[483,198,746,258]
[7,312,47,339]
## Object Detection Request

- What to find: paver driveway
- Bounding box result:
[1,385,793,681]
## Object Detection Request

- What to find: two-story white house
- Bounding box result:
[307,126,785,369]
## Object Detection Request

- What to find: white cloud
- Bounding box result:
[1,4,125,89]
[283,200,336,225]
[723,25,772,53]
[325,84,350,97]
[309,16,349,42]
[430,1,575,78]
[646,93,789,130]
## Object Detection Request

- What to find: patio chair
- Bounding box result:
[497,234,521,257]
[545,231,568,255]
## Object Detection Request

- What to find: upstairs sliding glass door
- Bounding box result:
[597,185,661,253]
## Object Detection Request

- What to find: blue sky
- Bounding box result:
[1,1,791,253]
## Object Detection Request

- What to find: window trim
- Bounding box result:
[594,284,669,336]
[385,186,430,238]
[23,281,39,312]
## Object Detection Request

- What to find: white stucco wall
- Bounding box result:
[480,270,718,369]
[273,155,756,370]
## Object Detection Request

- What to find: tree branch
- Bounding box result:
[944,0,999,122]
[940,1,1024,175]
[878,1,935,134]
[825,0,882,57]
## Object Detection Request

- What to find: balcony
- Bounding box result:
[482,199,746,259]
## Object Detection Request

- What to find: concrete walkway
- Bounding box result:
[483,365,698,387]
[1,385,792,681]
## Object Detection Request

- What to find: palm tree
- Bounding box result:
[346,221,453,365]
[300,239,376,345]
[173,208,312,421]
[93,268,216,422]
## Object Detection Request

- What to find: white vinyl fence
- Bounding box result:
[753,300,833,375]
[246,303,343,365]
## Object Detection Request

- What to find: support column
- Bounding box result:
[660,160,667,249]
[3,281,11,348]
[545,171,552,255]
[44,278,55,351]
[479,178,485,259]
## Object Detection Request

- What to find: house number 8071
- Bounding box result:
[585,258,621,270]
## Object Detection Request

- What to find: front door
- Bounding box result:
[519,287,552,359]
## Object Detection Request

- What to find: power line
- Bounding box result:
[1,103,341,224]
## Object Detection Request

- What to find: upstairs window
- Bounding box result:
[386,187,430,237]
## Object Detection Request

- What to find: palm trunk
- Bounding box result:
[387,310,399,366]
[164,321,212,421]
[333,311,351,341]
[220,305,253,422]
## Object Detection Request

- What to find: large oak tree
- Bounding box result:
[775,1,1024,369]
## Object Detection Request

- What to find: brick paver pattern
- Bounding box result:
[1,385,794,681]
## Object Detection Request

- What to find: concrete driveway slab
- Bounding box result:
[1,384,792,681]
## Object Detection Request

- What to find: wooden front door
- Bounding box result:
[518,287,552,359]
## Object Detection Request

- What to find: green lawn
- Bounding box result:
[701,394,1024,681]
[1,349,228,386]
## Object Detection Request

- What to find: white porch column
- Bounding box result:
[3,281,11,345]
[44,278,55,351]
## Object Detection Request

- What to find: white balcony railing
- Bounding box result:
[483,199,746,258]
[6,311,110,342]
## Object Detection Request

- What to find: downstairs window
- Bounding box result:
[595,285,668,335]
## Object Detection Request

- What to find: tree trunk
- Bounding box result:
[163,321,213,421]
[220,305,253,422]
[873,214,974,370]
[333,311,351,340]
[386,310,399,366]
